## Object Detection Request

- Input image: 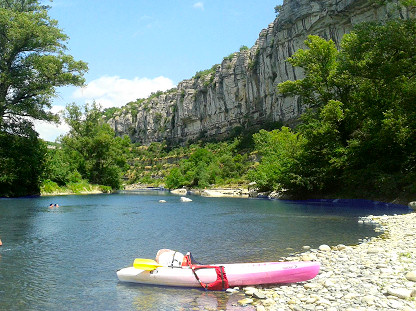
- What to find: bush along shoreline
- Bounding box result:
[40,179,112,196]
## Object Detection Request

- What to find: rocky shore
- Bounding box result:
[234,212,416,311]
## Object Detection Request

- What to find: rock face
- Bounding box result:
[109,0,412,145]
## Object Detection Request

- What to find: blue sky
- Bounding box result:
[36,0,280,141]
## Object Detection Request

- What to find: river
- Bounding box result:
[0,191,409,310]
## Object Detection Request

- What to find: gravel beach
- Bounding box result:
[237,211,416,311]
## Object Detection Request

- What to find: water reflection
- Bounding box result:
[118,284,254,311]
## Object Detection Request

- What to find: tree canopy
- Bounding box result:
[0,0,88,197]
[0,130,47,196]
[251,18,416,199]
[0,0,88,136]
[58,103,130,189]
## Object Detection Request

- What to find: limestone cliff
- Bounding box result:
[108,0,412,145]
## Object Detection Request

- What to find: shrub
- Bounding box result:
[40,180,62,194]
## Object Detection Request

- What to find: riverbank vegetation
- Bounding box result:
[40,179,111,195]
[128,18,416,202]
[0,0,87,197]
[41,103,130,194]
[0,0,414,202]
[129,139,253,190]
[265,19,416,200]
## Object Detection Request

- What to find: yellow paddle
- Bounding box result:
[133,258,164,271]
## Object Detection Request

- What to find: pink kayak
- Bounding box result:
[117,261,320,289]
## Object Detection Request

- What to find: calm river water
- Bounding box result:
[0,191,409,311]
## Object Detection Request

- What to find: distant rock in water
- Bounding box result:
[109,0,413,145]
[180,197,192,202]
[171,188,187,195]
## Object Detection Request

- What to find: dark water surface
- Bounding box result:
[0,191,409,311]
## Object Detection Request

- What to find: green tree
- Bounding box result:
[278,35,340,109]
[165,167,185,190]
[0,0,87,197]
[181,148,215,187]
[0,131,47,196]
[276,19,416,197]
[43,147,81,186]
[294,100,347,193]
[338,19,416,194]
[274,5,283,15]
[0,0,88,134]
[163,142,251,189]
[249,127,306,192]
[60,103,130,189]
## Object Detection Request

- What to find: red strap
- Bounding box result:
[191,265,229,291]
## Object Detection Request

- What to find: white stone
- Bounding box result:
[323,279,336,288]
[179,196,192,202]
[226,288,238,294]
[301,254,317,261]
[362,295,376,305]
[386,287,413,299]
[238,298,253,306]
[304,283,319,290]
[344,293,359,300]
[261,298,275,306]
[244,289,256,296]
[170,188,187,195]
[319,244,331,251]
[367,247,383,254]
[253,291,266,299]
[336,244,347,250]
[306,297,317,303]
[405,271,416,282]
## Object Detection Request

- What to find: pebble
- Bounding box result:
[226,288,238,294]
[318,244,331,251]
[238,298,253,306]
[253,291,266,299]
[239,212,416,311]
[406,271,416,282]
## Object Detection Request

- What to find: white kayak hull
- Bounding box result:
[117,261,320,288]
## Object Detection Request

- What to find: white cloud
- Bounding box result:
[193,2,204,10]
[34,75,175,141]
[33,105,69,142]
[73,75,175,109]
[34,119,70,142]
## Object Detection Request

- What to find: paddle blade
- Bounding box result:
[133,258,163,271]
